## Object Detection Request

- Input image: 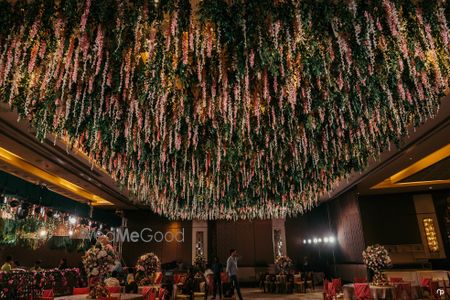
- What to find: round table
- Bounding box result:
[343,283,395,300]
[55,293,143,300]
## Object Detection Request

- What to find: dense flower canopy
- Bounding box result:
[0,0,448,219]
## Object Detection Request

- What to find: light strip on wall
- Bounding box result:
[371,144,450,189]
[0,146,112,205]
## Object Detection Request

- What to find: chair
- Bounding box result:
[394,282,412,300]
[354,283,370,300]
[305,272,314,292]
[332,278,342,293]
[142,287,155,300]
[429,281,440,300]
[158,288,166,300]
[107,286,122,294]
[73,287,90,295]
[220,272,228,283]
[37,289,54,300]
[294,274,305,293]
[324,282,336,300]
[354,277,367,283]
[154,272,163,284]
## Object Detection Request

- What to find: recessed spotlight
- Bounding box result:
[313,238,318,244]
[318,238,322,243]
[303,240,306,244]
[307,239,311,244]
[324,237,329,243]
[329,236,335,243]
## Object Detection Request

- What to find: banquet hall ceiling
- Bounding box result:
[0,1,449,219]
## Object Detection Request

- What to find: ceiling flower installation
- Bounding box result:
[0,0,448,219]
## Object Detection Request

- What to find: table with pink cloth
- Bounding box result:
[55,293,143,300]
[343,283,395,300]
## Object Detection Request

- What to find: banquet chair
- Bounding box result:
[354,283,370,300]
[73,287,90,295]
[332,278,342,292]
[305,272,314,292]
[294,274,305,293]
[324,281,337,300]
[107,286,122,294]
[394,282,412,300]
[155,272,163,284]
[141,286,155,300]
[37,289,54,300]
[158,287,167,300]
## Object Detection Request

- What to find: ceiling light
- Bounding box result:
[313,238,318,244]
[329,236,335,243]
[324,237,329,243]
[318,238,322,243]
[303,240,306,244]
[307,239,311,244]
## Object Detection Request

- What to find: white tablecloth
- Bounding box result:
[384,270,449,285]
[55,293,143,300]
[343,283,395,300]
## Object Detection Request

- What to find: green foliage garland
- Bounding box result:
[0,0,448,219]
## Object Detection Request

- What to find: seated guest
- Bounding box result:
[105,271,121,287]
[12,260,26,271]
[1,256,13,272]
[125,268,138,293]
[58,258,68,269]
[31,260,43,272]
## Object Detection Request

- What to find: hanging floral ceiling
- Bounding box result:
[0,0,448,219]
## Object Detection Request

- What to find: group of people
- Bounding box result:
[1,255,68,272]
[1,249,246,300]
[207,249,243,300]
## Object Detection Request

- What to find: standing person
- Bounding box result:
[211,257,223,299]
[1,256,13,272]
[226,249,243,300]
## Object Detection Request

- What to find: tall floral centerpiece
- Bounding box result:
[135,252,161,285]
[362,244,392,286]
[82,235,118,294]
[193,253,206,272]
[275,256,293,274]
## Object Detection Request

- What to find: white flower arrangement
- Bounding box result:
[362,244,392,271]
[136,252,161,277]
[82,241,118,278]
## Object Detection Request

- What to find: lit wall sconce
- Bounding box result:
[423,218,439,253]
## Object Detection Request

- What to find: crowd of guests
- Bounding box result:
[1,248,247,299]
[1,255,68,272]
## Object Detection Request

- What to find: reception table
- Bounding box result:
[55,293,143,300]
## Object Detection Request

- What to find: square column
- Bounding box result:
[192,220,208,264]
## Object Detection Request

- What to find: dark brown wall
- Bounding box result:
[359,193,421,245]
[0,244,83,269]
[210,220,273,267]
[328,189,365,264]
[285,204,333,270]
[122,210,192,267]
